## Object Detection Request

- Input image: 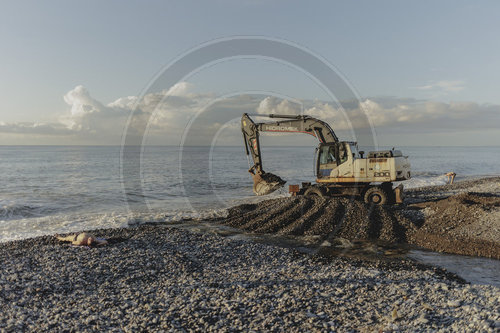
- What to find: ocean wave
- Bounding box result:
[0,202,55,221]
[0,206,231,243]
[402,175,449,188]
[410,171,445,177]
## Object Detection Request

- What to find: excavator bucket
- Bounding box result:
[252,172,286,196]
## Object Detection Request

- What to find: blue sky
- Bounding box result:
[0,0,499,145]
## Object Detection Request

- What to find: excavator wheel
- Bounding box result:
[304,187,326,197]
[363,186,387,205]
[381,182,396,204]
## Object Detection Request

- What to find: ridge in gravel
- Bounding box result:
[224,196,415,245]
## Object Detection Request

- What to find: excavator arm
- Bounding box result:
[241,113,338,195]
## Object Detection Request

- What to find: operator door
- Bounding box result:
[317,143,352,178]
[318,145,336,178]
[335,143,353,177]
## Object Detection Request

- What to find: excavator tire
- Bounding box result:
[381,182,396,204]
[304,187,326,197]
[363,186,387,205]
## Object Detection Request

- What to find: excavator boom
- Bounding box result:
[241,113,338,195]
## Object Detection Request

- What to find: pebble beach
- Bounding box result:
[0,225,499,332]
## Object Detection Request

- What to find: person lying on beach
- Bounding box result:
[56,232,108,246]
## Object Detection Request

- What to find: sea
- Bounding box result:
[1,145,500,285]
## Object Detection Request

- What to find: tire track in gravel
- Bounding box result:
[277,198,330,235]
[367,206,382,239]
[335,204,371,240]
[223,197,412,243]
[231,198,300,231]
[224,199,283,228]
[376,207,398,240]
[305,199,346,236]
[366,206,410,243]
[253,197,315,234]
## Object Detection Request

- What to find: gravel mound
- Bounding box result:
[223,197,416,244]
[405,176,500,204]
[222,177,500,259]
[410,192,500,258]
[1,225,498,332]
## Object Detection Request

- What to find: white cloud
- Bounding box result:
[70,83,210,133]
[0,83,218,144]
[63,85,105,116]
[107,96,138,109]
[165,82,195,97]
[0,83,499,145]
[0,122,73,135]
[253,95,500,134]
[416,80,465,93]
[256,96,302,115]
[358,97,499,130]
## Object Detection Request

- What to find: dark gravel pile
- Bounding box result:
[223,196,416,244]
[1,225,498,332]
[409,191,500,259]
[405,176,500,204]
[222,177,500,259]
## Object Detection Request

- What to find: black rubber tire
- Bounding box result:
[363,187,387,205]
[381,182,395,204]
[304,187,325,197]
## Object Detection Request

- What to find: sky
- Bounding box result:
[0,0,499,146]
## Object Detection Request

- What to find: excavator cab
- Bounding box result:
[317,142,356,179]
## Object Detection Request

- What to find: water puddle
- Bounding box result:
[408,249,500,287]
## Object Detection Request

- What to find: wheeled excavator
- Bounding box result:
[241,113,411,205]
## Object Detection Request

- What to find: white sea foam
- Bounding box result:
[402,175,449,189]
[0,207,232,243]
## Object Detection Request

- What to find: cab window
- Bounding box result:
[319,145,336,165]
[338,144,348,164]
